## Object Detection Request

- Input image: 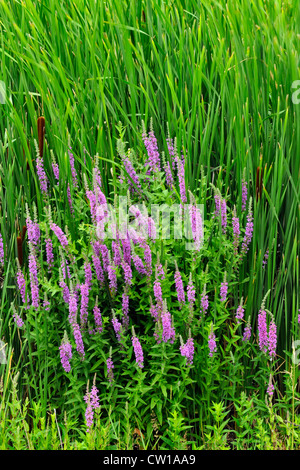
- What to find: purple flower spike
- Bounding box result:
[208,325,217,357]
[220,281,228,303]
[180,337,194,366]
[59,338,72,373]
[132,334,144,368]
[258,309,268,353]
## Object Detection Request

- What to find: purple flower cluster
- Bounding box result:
[84,382,100,431]
[174,266,185,307]
[107,262,117,296]
[268,317,277,359]
[67,184,74,214]
[236,300,245,323]
[28,249,39,309]
[122,261,132,287]
[232,210,240,255]
[214,192,221,218]
[52,161,59,184]
[200,289,209,315]
[221,199,227,234]
[26,215,40,247]
[220,281,228,302]
[45,238,54,271]
[187,274,196,306]
[50,223,68,248]
[92,304,103,334]
[164,161,174,187]
[153,278,163,313]
[142,126,161,174]
[112,315,122,342]
[68,288,85,358]
[242,323,252,342]
[262,249,269,269]
[176,155,187,203]
[122,292,130,330]
[16,269,29,306]
[59,339,72,373]
[267,377,275,398]
[189,204,203,251]
[180,337,194,366]
[241,179,248,212]
[68,148,78,188]
[241,199,254,255]
[107,357,114,384]
[132,335,144,368]
[161,307,175,344]
[36,154,48,195]
[11,303,24,328]
[242,179,248,211]
[123,156,142,195]
[208,329,217,357]
[257,309,268,353]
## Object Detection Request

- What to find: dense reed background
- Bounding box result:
[0,0,299,450]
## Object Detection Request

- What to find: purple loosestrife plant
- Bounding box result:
[176,153,187,204]
[150,297,159,322]
[83,380,99,431]
[258,309,268,353]
[107,355,114,385]
[220,275,228,303]
[68,148,78,188]
[180,335,194,366]
[107,261,117,296]
[142,121,161,174]
[164,160,174,188]
[92,300,103,334]
[80,282,90,328]
[200,286,209,316]
[232,206,240,255]
[59,333,72,373]
[221,199,227,234]
[161,301,175,344]
[131,329,144,368]
[187,273,196,307]
[52,162,59,185]
[121,260,132,288]
[236,298,245,323]
[213,191,221,219]
[34,140,48,195]
[267,375,275,398]
[122,291,130,330]
[28,247,39,309]
[208,325,217,358]
[153,277,163,314]
[268,315,277,360]
[174,261,185,308]
[45,238,54,271]
[112,312,122,342]
[11,303,24,329]
[242,323,252,342]
[50,222,68,248]
[241,197,254,255]
[241,179,248,212]
[16,267,29,307]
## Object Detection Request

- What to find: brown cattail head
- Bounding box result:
[37,116,45,158]
[256,167,263,201]
[17,236,23,266]
[21,225,27,242]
